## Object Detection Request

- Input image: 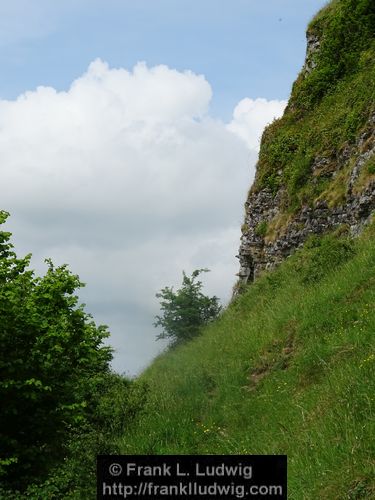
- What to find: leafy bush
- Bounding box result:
[0,210,112,489]
[0,374,148,499]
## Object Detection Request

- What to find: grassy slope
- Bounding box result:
[119,2,375,498]
[120,224,375,499]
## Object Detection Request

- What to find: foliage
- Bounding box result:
[0,373,148,499]
[254,0,375,214]
[0,211,149,497]
[120,221,375,499]
[295,234,355,284]
[294,0,375,110]
[285,153,313,204]
[254,221,268,237]
[154,269,221,347]
[0,210,112,489]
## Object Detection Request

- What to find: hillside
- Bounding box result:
[118,1,375,499]
[120,224,375,498]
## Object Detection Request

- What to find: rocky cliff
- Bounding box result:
[238,0,375,284]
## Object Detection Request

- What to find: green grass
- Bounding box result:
[119,221,375,499]
[117,4,375,497]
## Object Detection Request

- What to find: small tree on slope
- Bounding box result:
[154,269,221,347]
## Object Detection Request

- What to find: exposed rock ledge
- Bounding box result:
[237,114,375,284]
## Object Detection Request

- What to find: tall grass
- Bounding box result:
[119,223,375,499]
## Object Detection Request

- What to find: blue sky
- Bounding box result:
[0,0,327,375]
[2,0,326,118]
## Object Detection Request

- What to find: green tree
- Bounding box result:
[0,210,112,488]
[154,269,221,347]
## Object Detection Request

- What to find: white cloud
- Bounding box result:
[0,59,285,375]
[227,97,287,151]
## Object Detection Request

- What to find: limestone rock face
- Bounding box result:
[237,20,375,285]
[303,32,321,75]
[238,112,375,283]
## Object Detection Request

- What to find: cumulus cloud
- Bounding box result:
[227,97,287,150]
[0,59,285,374]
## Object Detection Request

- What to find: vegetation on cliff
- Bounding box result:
[255,0,374,212]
